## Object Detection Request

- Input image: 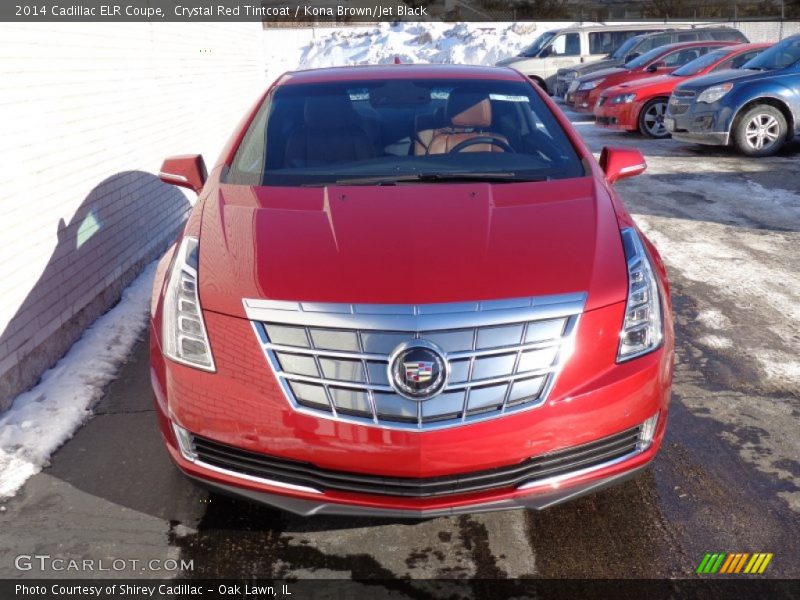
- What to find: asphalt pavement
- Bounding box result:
[1,108,799,589]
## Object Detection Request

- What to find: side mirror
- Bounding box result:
[647,61,667,73]
[539,46,552,58]
[625,52,641,62]
[159,154,207,194]
[599,147,647,184]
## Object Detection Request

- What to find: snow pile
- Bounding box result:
[296,21,578,70]
[0,263,157,499]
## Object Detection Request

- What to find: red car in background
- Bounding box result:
[567,41,737,113]
[151,64,673,517]
[595,43,769,138]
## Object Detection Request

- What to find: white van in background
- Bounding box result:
[496,23,675,93]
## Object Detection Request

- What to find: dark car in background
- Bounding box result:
[556,27,749,98]
[666,34,800,156]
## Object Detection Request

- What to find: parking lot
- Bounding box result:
[1,106,798,586]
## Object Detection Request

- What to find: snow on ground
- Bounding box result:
[0,263,156,499]
[571,118,800,392]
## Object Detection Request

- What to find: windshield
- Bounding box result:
[225,78,585,187]
[519,31,557,57]
[742,37,800,70]
[611,36,641,59]
[624,45,671,69]
[673,48,728,76]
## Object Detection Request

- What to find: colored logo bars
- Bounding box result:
[696,552,773,574]
[404,361,434,383]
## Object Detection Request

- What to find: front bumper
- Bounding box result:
[568,90,598,113]
[665,99,732,146]
[595,100,637,131]
[151,278,674,516]
[151,309,672,516]
[191,461,650,518]
[555,78,572,99]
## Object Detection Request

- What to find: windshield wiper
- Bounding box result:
[331,172,548,186]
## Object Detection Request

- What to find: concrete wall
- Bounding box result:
[0,23,266,411]
[735,20,800,42]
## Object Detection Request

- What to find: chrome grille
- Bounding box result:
[672,89,696,98]
[244,293,586,431]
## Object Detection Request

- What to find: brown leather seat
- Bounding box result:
[413,107,446,155]
[427,92,509,155]
[284,96,375,168]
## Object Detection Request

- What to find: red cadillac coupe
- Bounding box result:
[151,64,674,517]
[595,43,769,138]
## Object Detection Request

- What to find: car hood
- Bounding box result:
[197,179,628,318]
[580,67,627,82]
[496,55,534,66]
[569,58,623,75]
[607,74,679,93]
[675,68,762,90]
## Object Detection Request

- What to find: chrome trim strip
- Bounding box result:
[516,448,641,491]
[276,366,555,392]
[281,372,395,392]
[243,293,587,331]
[265,337,562,362]
[194,458,324,495]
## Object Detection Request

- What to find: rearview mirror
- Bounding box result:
[599,147,647,184]
[159,154,207,194]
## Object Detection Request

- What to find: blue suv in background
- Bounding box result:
[666,34,800,156]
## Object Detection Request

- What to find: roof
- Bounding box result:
[649,40,737,55]
[277,64,526,86]
[548,23,684,33]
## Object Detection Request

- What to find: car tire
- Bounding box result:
[638,98,671,139]
[733,105,787,157]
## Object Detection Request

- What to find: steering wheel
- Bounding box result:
[448,136,515,154]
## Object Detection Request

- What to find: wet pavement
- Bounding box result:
[1,110,799,587]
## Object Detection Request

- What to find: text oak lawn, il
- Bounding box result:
[16,584,293,597]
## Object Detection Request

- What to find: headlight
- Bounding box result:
[162,236,215,371]
[697,83,733,104]
[617,228,664,362]
[611,93,636,104]
[578,78,605,91]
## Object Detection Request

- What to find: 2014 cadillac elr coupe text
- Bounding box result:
[150,64,674,517]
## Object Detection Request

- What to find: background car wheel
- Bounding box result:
[733,105,787,157]
[638,98,670,139]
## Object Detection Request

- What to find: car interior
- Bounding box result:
[225,78,585,185]
[278,89,524,167]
